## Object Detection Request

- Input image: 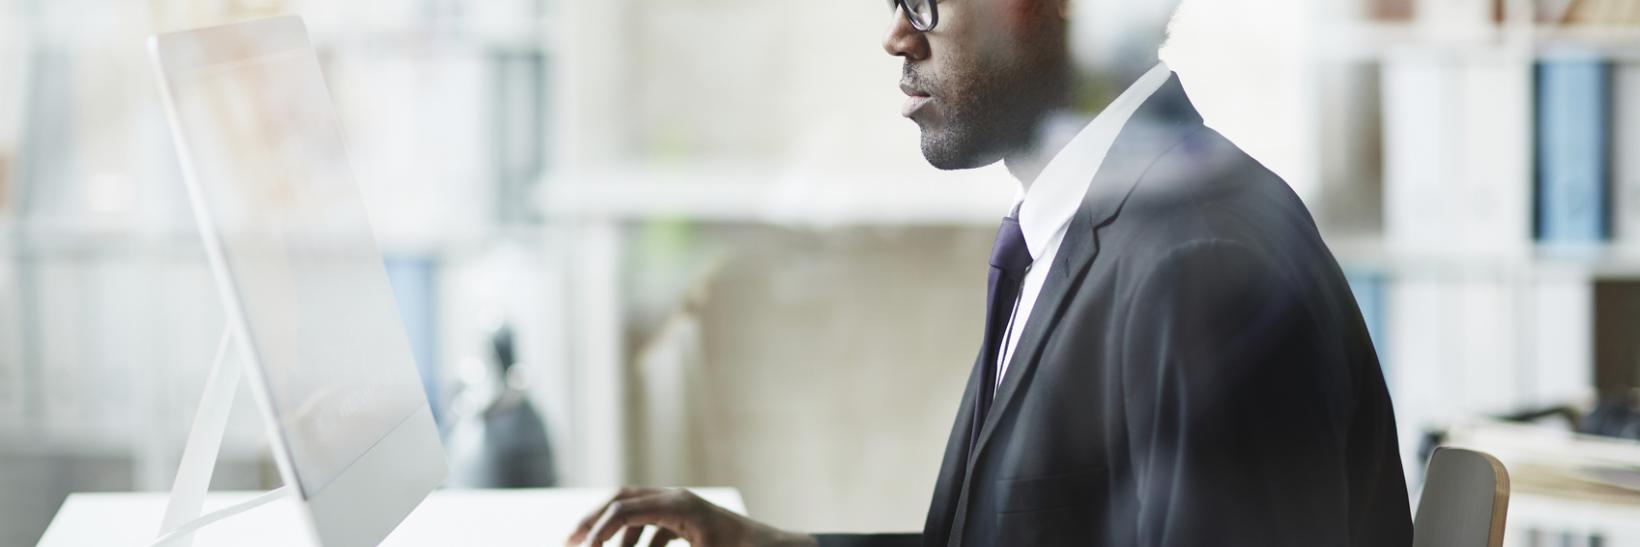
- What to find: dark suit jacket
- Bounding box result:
[817,75,1412,547]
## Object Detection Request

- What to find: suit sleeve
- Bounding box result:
[1120,239,1353,546]
[813,533,921,547]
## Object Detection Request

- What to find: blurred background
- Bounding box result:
[3,0,1640,545]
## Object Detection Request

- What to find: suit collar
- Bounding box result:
[1013,61,1174,259]
[1079,73,1204,232]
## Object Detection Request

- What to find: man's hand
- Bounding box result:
[564,487,819,547]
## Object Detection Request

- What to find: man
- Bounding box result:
[566,0,1413,545]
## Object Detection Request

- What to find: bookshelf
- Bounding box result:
[1315,1,1640,544]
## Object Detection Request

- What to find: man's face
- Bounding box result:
[884,0,1067,170]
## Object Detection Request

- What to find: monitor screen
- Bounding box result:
[155,21,429,498]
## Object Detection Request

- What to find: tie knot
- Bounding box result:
[990,216,1032,280]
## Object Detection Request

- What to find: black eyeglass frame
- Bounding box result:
[890,0,939,32]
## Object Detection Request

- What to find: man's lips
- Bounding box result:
[900,82,932,118]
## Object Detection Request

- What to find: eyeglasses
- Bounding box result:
[888,0,938,32]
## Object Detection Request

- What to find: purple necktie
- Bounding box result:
[972,215,1032,453]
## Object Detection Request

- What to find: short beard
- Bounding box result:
[909,42,1065,171]
[916,83,1019,170]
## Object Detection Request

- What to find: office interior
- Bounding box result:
[2,0,1640,545]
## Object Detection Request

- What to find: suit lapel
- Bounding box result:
[936,74,1206,545]
[964,200,1099,481]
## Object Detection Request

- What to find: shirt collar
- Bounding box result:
[1012,61,1173,259]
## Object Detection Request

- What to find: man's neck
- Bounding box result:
[1002,56,1159,189]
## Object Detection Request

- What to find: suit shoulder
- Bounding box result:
[1099,128,1326,290]
[1119,130,1314,242]
[1120,127,1292,225]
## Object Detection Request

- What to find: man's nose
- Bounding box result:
[882,5,930,61]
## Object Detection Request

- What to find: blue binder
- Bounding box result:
[1345,270,1387,372]
[1536,59,1611,244]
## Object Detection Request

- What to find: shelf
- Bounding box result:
[0,428,269,461]
[0,217,545,259]
[1315,22,1640,61]
[308,17,568,53]
[1324,232,1640,280]
[538,164,1017,227]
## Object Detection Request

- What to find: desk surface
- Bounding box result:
[39,487,745,546]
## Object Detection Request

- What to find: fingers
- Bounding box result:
[619,525,648,547]
[582,493,692,547]
[565,491,618,546]
[565,487,658,546]
[648,528,678,546]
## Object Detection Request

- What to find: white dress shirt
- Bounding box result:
[995,61,1173,387]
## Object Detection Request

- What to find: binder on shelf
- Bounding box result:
[1457,59,1534,253]
[1455,277,1521,416]
[1383,58,1460,253]
[1345,269,1388,369]
[1387,278,1456,483]
[1535,58,1611,245]
[1316,62,1383,235]
[1612,64,1640,247]
[1382,55,1534,254]
[1526,276,1594,408]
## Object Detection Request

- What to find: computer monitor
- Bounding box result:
[149,15,447,546]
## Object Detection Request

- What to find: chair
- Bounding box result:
[1412,447,1511,547]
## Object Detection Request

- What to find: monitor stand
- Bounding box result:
[152,325,289,547]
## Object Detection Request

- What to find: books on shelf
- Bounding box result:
[1561,0,1640,25]
[1371,0,1415,21]
[1536,58,1611,245]
[1537,0,1581,24]
[1387,275,1595,483]
[1413,0,1504,34]
[1382,55,1534,254]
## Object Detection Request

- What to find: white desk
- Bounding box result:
[39,487,745,546]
